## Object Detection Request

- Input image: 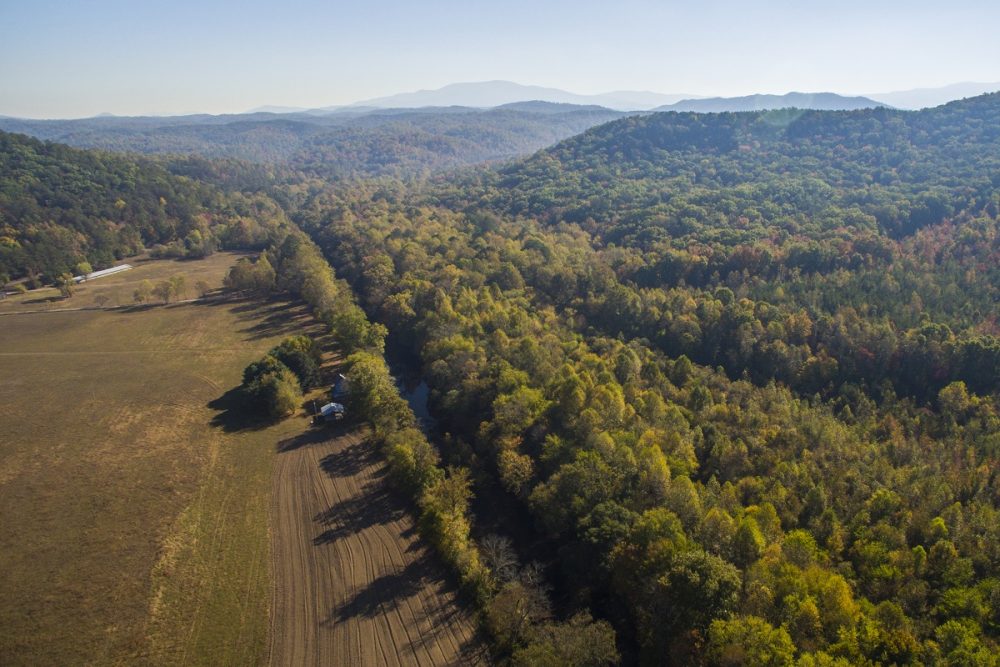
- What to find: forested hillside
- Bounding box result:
[0,131,288,283]
[0,106,624,179]
[432,93,1000,402]
[289,93,1000,664]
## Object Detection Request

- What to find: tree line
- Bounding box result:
[242,227,619,663]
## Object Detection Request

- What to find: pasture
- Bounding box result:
[0,254,320,665]
[0,252,245,314]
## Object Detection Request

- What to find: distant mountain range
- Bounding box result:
[248,105,313,114]
[653,92,887,113]
[342,81,695,112]
[341,85,890,115]
[4,80,998,180]
[342,87,889,115]
[244,80,1000,116]
[0,104,626,177]
[6,80,999,122]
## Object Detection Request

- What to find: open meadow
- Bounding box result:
[0,252,247,314]
[0,254,321,665]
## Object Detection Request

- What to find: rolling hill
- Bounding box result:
[489,92,1000,238]
[867,81,1000,109]
[0,105,626,178]
[0,131,286,281]
[653,91,888,113]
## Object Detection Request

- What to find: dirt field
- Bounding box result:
[270,425,484,666]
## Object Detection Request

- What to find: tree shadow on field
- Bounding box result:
[228,299,282,315]
[275,425,345,453]
[318,440,377,477]
[23,295,62,305]
[311,476,404,545]
[121,303,161,313]
[208,386,272,433]
[325,556,439,622]
[236,300,312,341]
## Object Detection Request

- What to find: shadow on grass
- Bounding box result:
[186,294,239,307]
[325,558,487,664]
[120,303,162,313]
[208,386,273,433]
[234,300,316,341]
[301,396,325,416]
[23,295,64,305]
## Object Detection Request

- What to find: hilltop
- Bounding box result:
[653,91,887,113]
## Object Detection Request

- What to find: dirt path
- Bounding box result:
[270,425,484,666]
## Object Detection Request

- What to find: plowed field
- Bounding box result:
[269,426,483,666]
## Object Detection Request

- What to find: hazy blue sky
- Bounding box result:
[2,0,998,118]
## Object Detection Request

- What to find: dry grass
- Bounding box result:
[0,252,250,314]
[0,253,322,665]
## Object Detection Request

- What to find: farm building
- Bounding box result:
[315,402,345,424]
[73,264,133,283]
[330,374,350,401]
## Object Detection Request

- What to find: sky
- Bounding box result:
[1,0,999,118]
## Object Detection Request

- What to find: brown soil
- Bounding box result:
[269,425,485,666]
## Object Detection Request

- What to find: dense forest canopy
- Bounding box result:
[5,92,1000,665]
[0,131,291,282]
[476,93,1000,244]
[421,94,1000,402]
[288,93,1000,664]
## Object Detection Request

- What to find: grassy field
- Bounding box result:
[0,253,329,665]
[0,253,246,314]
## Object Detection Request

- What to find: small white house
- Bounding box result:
[317,402,345,423]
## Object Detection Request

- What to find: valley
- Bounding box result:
[1,78,1000,665]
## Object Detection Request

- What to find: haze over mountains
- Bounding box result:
[6,80,999,123]
[342,81,695,112]
[865,81,1000,110]
[249,80,999,115]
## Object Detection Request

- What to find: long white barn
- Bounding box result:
[73,264,133,283]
